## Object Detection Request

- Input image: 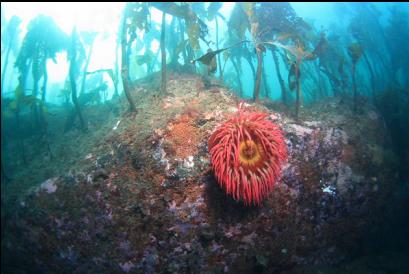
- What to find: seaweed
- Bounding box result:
[13,15,67,156]
[348,42,362,112]
[206,3,224,79]
[190,41,249,73]
[120,3,151,112]
[78,31,98,98]
[160,11,167,94]
[68,27,87,132]
[151,3,209,51]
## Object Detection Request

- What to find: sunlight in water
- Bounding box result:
[2,2,125,84]
[2,2,125,34]
[1,2,237,86]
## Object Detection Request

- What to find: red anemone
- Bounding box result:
[208,105,287,205]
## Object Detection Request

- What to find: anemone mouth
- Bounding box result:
[238,140,264,167]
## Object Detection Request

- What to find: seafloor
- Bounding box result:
[2,72,408,273]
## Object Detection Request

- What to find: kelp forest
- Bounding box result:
[1,2,409,273]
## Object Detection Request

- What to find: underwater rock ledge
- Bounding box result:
[2,73,399,273]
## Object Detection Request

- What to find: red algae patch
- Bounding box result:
[164,120,201,159]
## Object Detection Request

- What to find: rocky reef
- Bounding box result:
[2,73,400,273]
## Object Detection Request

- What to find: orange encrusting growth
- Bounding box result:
[208,105,287,205]
[166,121,200,158]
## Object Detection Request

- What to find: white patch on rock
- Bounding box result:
[269,112,281,121]
[39,178,58,194]
[153,139,171,171]
[324,128,349,145]
[288,124,313,136]
[304,121,321,128]
[228,106,238,113]
[119,261,135,273]
[113,119,121,130]
[183,156,195,169]
[322,185,336,196]
[86,174,93,184]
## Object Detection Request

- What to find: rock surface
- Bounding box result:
[2,73,399,273]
